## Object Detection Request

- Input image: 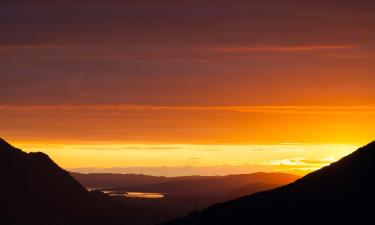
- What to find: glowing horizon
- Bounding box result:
[1,1,374,176]
[2,103,374,176]
[6,138,368,176]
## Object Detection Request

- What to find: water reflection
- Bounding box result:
[123,192,164,199]
[107,191,165,199]
[88,188,165,199]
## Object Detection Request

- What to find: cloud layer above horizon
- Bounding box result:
[1,0,375,106]
[1,1,375,172]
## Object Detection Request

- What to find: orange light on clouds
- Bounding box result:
[2,105,373,176]
[14,142,358,176]
[1,105,374,144]
[1,0,375,177]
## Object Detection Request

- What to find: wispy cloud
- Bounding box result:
[207,44,359,53]
[0,44,64,50]
[266,157,335,166]
[1,104,375,114]
[264,156,339,173]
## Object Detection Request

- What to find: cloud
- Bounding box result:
[207,45,359,53]
[71,145,185,151]
[264,157,339,174]
[1,1,375,110]
[266,158,331,166]
[1,104,375,114]
[2,0,374,48]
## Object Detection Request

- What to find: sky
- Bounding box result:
[1,0,375,176]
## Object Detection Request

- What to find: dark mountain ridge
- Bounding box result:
[70,172,234,188]
[106,172,298,195]
[0,138,170,225]
[71,171,298,192]
[162,141,375,225]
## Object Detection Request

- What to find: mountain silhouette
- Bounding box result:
[70,172,173,188]
[162,141,375,225]
[71,172,298,193]
[106,173,298,196]
[0,138,170,225]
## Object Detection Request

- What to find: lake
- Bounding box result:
[87,188,165,199]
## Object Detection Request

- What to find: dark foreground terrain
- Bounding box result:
[72,172,298,219]
[162,141,375,225]
[0,138,296,225]
[0,138,170,225]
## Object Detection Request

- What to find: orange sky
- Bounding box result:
[1,1,374,176]
[2,105,373,175]
[2,105,375,145]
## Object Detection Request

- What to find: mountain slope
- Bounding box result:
[108,173,298,195]
[0,139,91,220]
[0,139,169,225]
[72,172,298,222]
[70,172,231,189]
[70,172,172,188]
[162,141,375,225]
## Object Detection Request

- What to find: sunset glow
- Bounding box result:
[1,1,374,176]
[12,142,358,176]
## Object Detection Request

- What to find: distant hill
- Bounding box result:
[162,141,375,225]
[70,172,170,188]
[0,138,171,225]
[71,171,298,220]
[225,182,278,200]
[106,172,298,195]
[70,172,217,188]
[71,172,298,196]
